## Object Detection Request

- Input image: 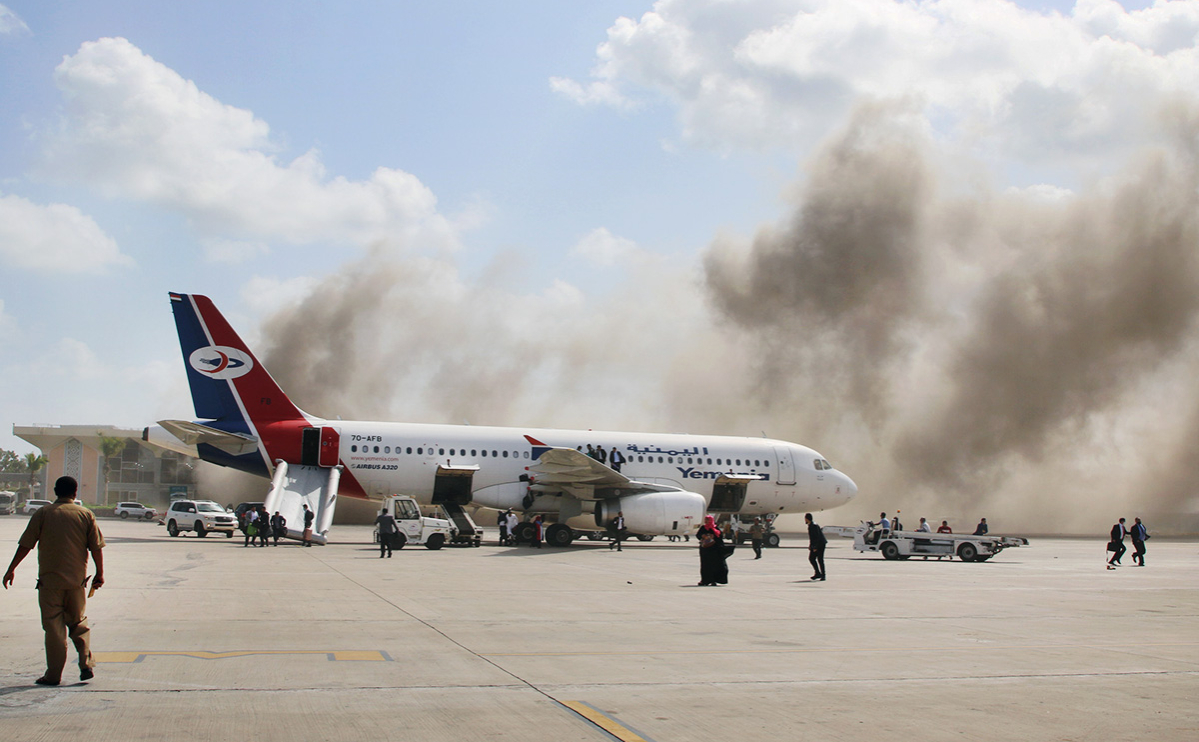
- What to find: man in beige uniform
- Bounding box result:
[3,476,105,686]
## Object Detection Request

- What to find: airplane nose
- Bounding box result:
[837,472,858,505]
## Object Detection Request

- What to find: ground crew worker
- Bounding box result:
[3,476,105,685]
[750,518,764,559]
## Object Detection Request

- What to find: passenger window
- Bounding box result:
[374,446,379,453]
[658,456,664,463]
[439,448,445,456]
[385,446,391,454]
[503,451,509,458]
[417,447,423,455]
[351,445,357,452]
[492,450,498,457]
[482,450,488,457]
[406,447,412,454]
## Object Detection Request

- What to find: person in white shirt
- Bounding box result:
[506,511,519,546]
[916,518,931,533]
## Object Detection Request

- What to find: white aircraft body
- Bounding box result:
[147,293,857,545]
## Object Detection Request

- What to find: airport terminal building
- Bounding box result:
[13,424,199,508]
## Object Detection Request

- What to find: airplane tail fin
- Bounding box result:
[169,292,308,428]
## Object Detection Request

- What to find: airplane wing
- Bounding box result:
[157,419,260,457]
[531,447,632,489]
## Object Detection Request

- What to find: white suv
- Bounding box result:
[114,502,158,520]
[165,500,237,538]
[23,499,53,514]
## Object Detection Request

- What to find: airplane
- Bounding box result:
[145,292,858,546]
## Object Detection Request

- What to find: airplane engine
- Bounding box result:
[595,490,705,535]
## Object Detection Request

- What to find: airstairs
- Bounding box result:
[438,502,483,546]
[263,460,341,545]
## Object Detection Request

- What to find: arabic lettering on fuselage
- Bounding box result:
[625,444,709,457]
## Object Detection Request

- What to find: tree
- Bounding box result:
[97,433,127,505]
[0,448,21,472]
[23,452,47,496]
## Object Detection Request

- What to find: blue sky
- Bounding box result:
[1,0,1195,528]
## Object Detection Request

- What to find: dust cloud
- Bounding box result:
[253,101,1199,534]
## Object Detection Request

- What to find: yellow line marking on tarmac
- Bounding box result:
[95,650,392,663]
[561,701,653,742]
[486,641,1199,658]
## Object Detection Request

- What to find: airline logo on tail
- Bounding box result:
[188,346,254,380]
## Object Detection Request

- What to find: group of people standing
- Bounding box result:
[496,509,545,547]
[581,444,626,472]
[1107,517,1150,569]
[242,505,287,547]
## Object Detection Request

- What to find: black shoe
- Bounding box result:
[35,677,59,686]
[810,575,820,580]
[80,668,94,681]
[818,576,826,581]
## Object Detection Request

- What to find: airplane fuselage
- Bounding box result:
[244,418,856,522]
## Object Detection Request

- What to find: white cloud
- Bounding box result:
[40,38,460,251]
[0,193,131,272]
[201,238,270,265]
[570,227,640,267]
[555,0,1199,172]
[0,4,29,35]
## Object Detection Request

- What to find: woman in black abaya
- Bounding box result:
[696,515,729,586]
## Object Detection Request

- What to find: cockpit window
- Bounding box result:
[814,459,824,471]
[821,459,832,470]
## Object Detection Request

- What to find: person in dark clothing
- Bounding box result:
[1107,517,1127,569]
[376,508,398,558]
[256,505,270,547]
[609,511,626,552]
[497,510,509,546]
[303,503,315,546]
[595,446,607,465]
[609,447,624,472]
[270,511,286,545]
[973,518,988,536]
[696,515,729,586]
[1130,517,1149,566]
[806,512,827,581]
[531,514,543,548]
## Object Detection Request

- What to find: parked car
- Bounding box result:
[23,499,52,514]
[164,499,237,537]
[114,502,158,520]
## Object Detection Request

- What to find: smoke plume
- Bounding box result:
[255,101,1199,534]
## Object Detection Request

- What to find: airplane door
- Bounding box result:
[773,447,796,485]
[319,427,340,467]
[301,428,321,466]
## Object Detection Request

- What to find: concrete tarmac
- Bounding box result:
[1,517,1196,741]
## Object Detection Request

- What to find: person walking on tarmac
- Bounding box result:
[609,511,626,552]
[3,476,105,686]
[750,518,764,559]
[270,511,287,545]
[376,507,398,558]
[1107,517,1127,569]
[1130,517,1150,566]
[806,512,827,581]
